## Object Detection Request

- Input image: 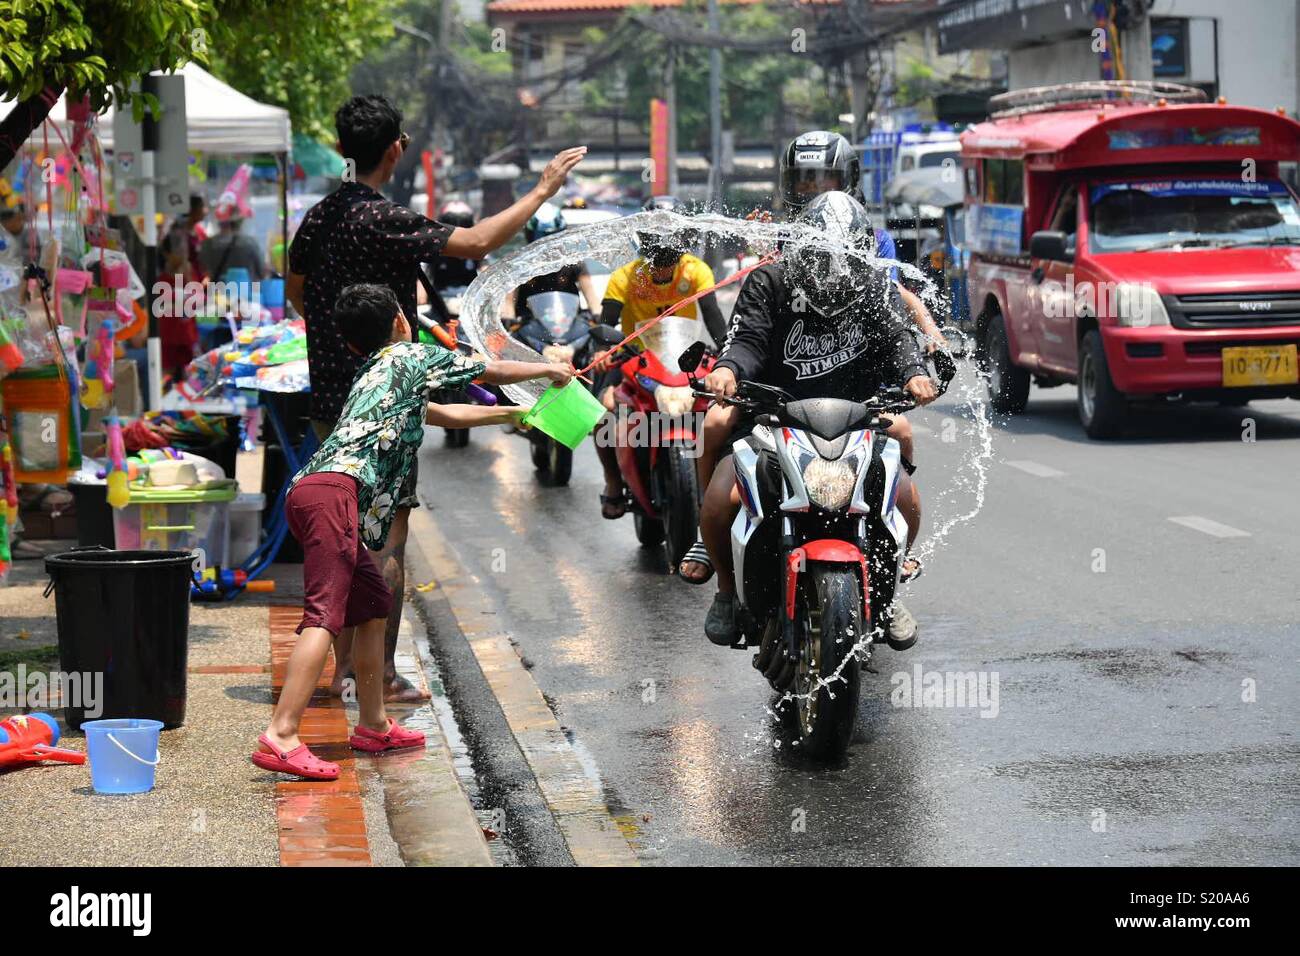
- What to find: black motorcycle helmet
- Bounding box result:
[786,191,878,318]
[780,130,862,215]
[438,200,475,230]
[638,194,695,270]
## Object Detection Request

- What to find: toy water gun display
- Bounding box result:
[104,414,129,508]
[192,566,275,600]
[0,713,87,769]
[80,315,116,409]
[180,318,306,399]
[122,411,229,456]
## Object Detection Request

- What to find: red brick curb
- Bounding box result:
[268,605,373,867]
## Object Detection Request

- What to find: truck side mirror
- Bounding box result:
[1029,230,1072,263]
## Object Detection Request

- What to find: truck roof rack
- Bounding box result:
[989,81,1208,118]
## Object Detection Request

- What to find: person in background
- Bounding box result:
[500,202,600,326]
[429,201,480,291]
[285,92,585,702]
[158,212,200,380]
[178,193,209,282]
[589,195,724,519]
[199,205,266,284]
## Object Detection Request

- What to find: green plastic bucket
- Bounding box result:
[521,381,606,450]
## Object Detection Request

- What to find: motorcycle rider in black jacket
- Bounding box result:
[696,192,938,647]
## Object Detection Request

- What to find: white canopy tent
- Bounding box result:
[2,61,291,153]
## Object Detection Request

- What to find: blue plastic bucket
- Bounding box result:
[82,718,163,794]
[260,277,285,309]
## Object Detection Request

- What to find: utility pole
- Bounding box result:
[706,0,723,210]
[665,46,678,195]
[140,73,162,412]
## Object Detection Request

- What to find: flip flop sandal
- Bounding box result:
[349,717,426,754]
[250,735,340,781]
[600,493,627,520]
[900,556,924,583]
[677,542,715,585]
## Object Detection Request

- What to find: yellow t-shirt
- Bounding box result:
[603,254,716,336]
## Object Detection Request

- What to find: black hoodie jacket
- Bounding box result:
[715,261,928,401]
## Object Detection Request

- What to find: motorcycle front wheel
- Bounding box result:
[792,565,863,759]
[658,444,699,569]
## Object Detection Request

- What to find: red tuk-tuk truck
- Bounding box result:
[959,81,1300,438]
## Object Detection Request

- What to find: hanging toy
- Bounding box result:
[81,315,116,409]
[105,414,129,508]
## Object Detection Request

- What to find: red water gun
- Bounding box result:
[0,713,86,769]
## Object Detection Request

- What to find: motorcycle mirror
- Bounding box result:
[678,341,707,376]
[589,324,623,347]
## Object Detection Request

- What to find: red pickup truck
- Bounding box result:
[959,82,1300,438]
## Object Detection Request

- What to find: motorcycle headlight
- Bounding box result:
[1113,283,1170,328]
[542,344,575,363]
[801,457,857,511]
[655,385,695,417]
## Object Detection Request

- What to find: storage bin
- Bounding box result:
[228,492,265,567]
[111,485,236,569]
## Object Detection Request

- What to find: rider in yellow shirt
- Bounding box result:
[591,196,726,518]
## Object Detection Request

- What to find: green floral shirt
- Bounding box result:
[292,340,485,548]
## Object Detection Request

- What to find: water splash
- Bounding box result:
[458,209,905,405]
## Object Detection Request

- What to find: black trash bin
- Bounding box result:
[44,548,193,729]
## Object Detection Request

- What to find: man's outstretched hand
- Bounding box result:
[537,147,587,199]
[904,374,938,405]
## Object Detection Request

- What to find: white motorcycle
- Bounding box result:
[684,341,954,758]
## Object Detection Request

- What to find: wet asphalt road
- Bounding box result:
[416,368,1300,865]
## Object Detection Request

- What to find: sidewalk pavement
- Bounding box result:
[0,547,491,867]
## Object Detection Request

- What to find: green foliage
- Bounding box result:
[208,0,397,142]
[0,0,220,111]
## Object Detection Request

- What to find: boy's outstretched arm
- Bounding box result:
[479,360,574,387]
[425,403,523,428]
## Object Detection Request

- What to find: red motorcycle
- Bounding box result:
[592,317,717,568]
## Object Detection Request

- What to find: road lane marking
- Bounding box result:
[1005,459,1065,478]
[406,507,639,867]
[1167,516,1251,538]
[910,422,934,436]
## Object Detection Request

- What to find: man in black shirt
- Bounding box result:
[696,192,938,646]
[286,94,585,700]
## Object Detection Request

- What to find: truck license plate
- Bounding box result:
[1221,345,1299,387]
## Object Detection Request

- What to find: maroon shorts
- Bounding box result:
[286,472,392,636]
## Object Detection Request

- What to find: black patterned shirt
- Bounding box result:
[289,183,454,424]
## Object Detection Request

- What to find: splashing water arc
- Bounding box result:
[458,209,910,407]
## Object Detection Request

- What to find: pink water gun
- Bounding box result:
[81,316,116,409]
[105,414,129,508]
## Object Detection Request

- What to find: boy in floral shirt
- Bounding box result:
[253,283,571,779]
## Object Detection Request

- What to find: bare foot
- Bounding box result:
[385,675,429,703]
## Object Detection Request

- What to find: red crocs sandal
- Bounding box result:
[250,735,340,780]
[349,718,425,754]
